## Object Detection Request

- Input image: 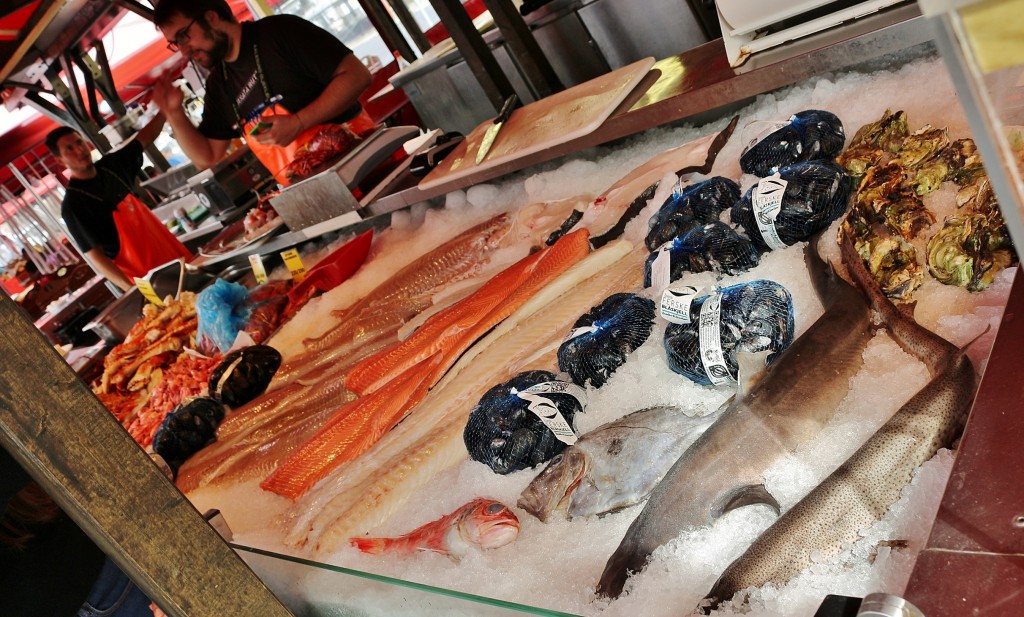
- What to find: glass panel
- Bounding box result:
[234,544,582,617]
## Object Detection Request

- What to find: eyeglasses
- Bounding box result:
[166,16,199,52]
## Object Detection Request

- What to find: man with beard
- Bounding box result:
[150,0,373,184]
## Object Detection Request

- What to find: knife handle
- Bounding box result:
[495,94,518,123]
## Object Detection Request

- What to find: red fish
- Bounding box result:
[349,498,520,558]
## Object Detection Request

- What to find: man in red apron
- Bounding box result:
[150,0,374,186]
[47,118,193,292]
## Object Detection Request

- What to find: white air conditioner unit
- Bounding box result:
[717,0,908,67]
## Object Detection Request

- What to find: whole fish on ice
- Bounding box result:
[349,498,520,559]
[518,405,723,522]
[702,232,978,610]
[597,238,877,598]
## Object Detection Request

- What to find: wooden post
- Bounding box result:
[0,294,295,617]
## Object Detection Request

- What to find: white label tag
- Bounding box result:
[248,254,268,284]
[660,285,700,324]
[698,293,733,386]
[515,381,587,445]
[565,325,599,341]
[650,243,673,291]
[752,173,789,250]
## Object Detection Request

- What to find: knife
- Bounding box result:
[475,93,518,165]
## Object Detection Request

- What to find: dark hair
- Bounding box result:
[44,126,78,156]
[153,0,236,27]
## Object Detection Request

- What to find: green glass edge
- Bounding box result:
[232,543,583,617]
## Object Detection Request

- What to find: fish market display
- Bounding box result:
[207,345,282,408]
[350,498,520,558]
[703,232,978,610]
[598,240,876,598]
[740,110,846,177]
[643,221,761,287]
[644,176,742,251]
[177,54,1015,617]
[663,280,795,386]
[731,161,853,253]
[519,405,722,522]
[464,370,586,474]
[283,244,646,554]
[557,292,656,388]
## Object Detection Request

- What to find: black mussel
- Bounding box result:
[663,280,795,386]
[740,110,846,177]
[558,293,656,388]
[645,177,741,251]
[643,221,761,288]
[731,161,852,253]
[208,345,282,408]
[464,371,584,474]
[152,397,226,473]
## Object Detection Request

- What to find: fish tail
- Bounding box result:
[349,537,389,554]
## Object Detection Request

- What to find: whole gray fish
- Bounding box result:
[702,233,977,610]
[518,406,723,522]
[597,240,877,598]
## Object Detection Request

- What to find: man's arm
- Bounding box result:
[151,74,231,169]
[83,248,134,292]
[257,53,373,147]
[134,110,167,147]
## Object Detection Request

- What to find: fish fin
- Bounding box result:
[735,350,772,397]
[545,208,584,246]
[898,301,918,319]
[715,484,781,518]
[804,233,837,304]
[349,537,387,554]
[590,180,661,249]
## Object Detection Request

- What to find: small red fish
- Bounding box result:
[349,498,520,558]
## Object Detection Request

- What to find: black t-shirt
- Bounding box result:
[1,448,107,617]
[61,140,145,258]
[198,15,362,140]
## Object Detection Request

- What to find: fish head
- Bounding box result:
[517,448,587,521]
[458,499,521,550]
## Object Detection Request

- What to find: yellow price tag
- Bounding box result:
[281,248,306,282]
[134,278,165,306]
[248,254,268,284]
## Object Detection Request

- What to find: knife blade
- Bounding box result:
[475,93,518,165]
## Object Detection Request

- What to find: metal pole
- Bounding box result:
[428,0,515,109]
[385,0,431,54]
[480,0,562,98]
[356,0,420,62]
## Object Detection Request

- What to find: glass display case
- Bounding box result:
[920,0,1024,245]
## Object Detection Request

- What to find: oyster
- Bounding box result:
[856,234,923,300]
[849,109,909,154]
[942,138,986,186]
[927,213,1016,291]
[896,125,950,169]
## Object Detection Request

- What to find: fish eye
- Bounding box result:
[485,503,505,514]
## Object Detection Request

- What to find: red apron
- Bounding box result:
[111,193,193,280]
[243,104,377,186]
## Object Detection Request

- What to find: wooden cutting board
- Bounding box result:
[418,57,656,191]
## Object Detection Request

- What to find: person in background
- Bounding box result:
[150,0,374,184]
[47,117,193,292]
[1,447,163,617]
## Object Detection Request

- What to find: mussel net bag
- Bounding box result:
[740,109,846,177]
[152,397,226,472]
[663,280,795,386]
[731,161,853,253]
[558,293,656,388]
[464,371,584,474]
[644,221,761,288]
[645,176,742,251]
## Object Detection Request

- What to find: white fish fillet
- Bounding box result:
[283,243,647,552]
